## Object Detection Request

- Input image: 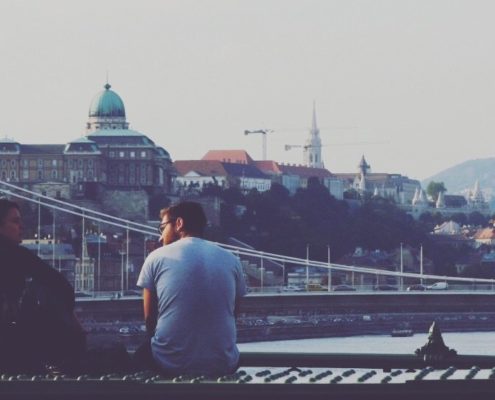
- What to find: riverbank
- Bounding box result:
[84,311,495,350]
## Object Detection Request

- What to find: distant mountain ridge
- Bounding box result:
[422,157,495,201]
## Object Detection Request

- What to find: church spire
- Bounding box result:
[311,100,318,134]
[303,101,324,168]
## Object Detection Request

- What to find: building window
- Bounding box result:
[129,164,135,184]
[52,159,57,167]
[22,170,28,180]
[68,159,73,168]
[88,159,93,168]
[118,163,125,184]
[22,159,28,167]
[10,160,15,167]
[52,170,57,179]
[78,159,83,168]
[140,151,146,158]
[1,160,6,168]
[140,164,147,184]
[119,151,125,158]
[38,159,43,168]
[130,151,135,158]
[10,170,15,180]
[109,151,115,158]
[88,169,93,179]
[37,170,43,180]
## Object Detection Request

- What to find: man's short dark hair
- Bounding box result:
[0,198,19,225]
[160,201,207,236]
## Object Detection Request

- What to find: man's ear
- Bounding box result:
[175,217,184,232]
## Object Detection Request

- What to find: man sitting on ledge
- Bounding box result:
[136,201,246,376]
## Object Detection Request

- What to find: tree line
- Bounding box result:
[198,179,494,278]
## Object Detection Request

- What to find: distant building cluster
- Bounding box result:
[173,106,421,205]
[410,180,490,218]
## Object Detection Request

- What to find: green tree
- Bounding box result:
[468,211,487,227]
[451,212,468,226]
[426,181,447,202]
[351,197,427,251]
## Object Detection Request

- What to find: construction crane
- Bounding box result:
[285,140,389,168]
[285,141,387,151]
[244,129,274,160]
[284,144,321,151]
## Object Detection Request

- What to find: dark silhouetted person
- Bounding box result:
[0,198,85,373]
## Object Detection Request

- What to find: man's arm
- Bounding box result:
[234,260,247,319]
[143,288,158,338]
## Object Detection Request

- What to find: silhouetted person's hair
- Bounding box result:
[0,198,19,225]
[160,201,207,236]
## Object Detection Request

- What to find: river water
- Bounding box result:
[238,331,495,355]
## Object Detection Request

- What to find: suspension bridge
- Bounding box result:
[0,179,494,296]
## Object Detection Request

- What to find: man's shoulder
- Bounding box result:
[199,239,240,263]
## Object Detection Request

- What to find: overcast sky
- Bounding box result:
[1,0,494,180]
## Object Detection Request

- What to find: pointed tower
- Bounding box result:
[436,191,446,209]
[470,180,485,203]
[358,155,371,176]
[358,173,367,192]
[417,189,427,204]
[303,102,324,168]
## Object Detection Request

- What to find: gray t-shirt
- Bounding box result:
[137,237,246,376]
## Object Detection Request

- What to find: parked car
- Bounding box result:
[373,284,398,291]
[333,284,357,292]
[427,282,448,290]
[283,286,304,292]
[406,284,426,291]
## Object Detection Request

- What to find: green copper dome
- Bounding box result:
[89,83,126,118]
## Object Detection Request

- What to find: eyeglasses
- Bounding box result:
[158,220,175,234]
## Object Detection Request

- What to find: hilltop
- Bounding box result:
[422,158,495,203]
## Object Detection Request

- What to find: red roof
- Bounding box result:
[202,150,254,164]
[174,160,228,177]
[254,160,282,174]
[277,164,333,179]
[474,228,495,240]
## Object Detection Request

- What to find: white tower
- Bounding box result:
[436,191,446,209]
[303,102,324,168]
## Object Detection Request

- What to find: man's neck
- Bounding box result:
[179,233,201,240]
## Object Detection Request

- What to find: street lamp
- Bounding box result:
[327,245,332,292]
[120,248,125,297]
[420,244,424,285]
[306,244,310,290]
[260,253,264,292]
[400,242,403,291]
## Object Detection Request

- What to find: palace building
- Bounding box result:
[0,83,175,217]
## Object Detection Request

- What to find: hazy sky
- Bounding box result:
[1,0,495,180]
